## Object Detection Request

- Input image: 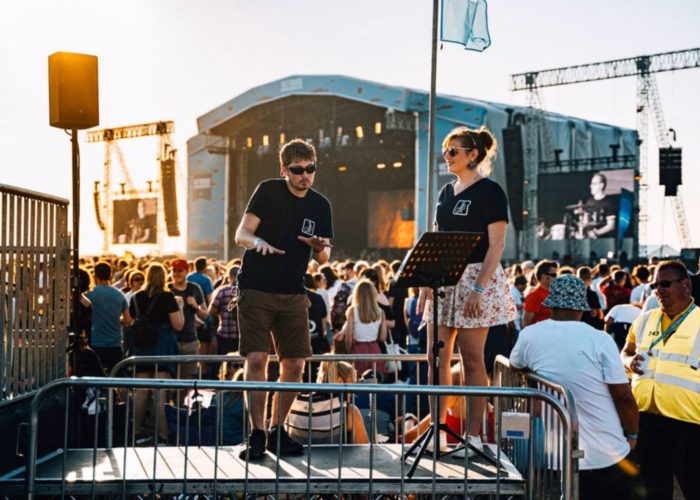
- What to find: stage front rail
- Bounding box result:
[108,353,433,449]
[494,354,582,500]
[15,376,577,499]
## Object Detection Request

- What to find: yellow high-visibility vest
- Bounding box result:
[627,304,700,424]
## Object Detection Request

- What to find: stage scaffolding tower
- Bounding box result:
[512,47,700,257]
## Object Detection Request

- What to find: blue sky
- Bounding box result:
[1,0,699,254]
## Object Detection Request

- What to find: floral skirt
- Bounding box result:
[423,263,516,329]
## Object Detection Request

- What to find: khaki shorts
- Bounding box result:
[177,340,200,378]
[237,288,312,360]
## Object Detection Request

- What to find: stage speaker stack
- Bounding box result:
[48,52,99,130]
[502,126,525,231]
[160,158,181,236]
[659,147,682,196]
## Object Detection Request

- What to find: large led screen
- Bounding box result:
[367,190,415,248]
[537,169,634,240]
[113,197,158,244]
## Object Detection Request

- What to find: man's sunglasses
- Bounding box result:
[287,164,316,175]
[650,277,686,290]
[442,147,473,158]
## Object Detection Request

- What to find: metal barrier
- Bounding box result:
[0,184,70,404]
[14,374,576,499]
[108,353,435,448]
[493,354,582,500]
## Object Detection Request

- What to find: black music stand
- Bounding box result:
[393,231,498,476]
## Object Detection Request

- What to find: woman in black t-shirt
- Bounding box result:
[128,262,184,441]
[420,126,516,456]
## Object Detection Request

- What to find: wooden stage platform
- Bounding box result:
[3,443,525,496]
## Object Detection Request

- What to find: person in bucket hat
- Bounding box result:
[510,275,641,499]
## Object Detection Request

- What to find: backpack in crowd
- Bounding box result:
[330,282,352,332]
[131,293,161,348]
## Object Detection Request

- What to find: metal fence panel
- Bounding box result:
[0,184,70,404]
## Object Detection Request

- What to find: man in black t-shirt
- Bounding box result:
[235,138,333,460]
[169,258,207,378]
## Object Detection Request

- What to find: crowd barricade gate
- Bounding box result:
[9,372,577,499]
[493,354,582,500]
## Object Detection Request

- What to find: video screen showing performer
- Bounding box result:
[537,169,634,240]
[112,197,158,244]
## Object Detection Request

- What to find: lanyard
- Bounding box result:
[648,304,695,352]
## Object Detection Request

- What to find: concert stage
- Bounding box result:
[3,443,524,496]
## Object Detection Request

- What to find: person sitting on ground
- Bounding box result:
[285,360,369,444]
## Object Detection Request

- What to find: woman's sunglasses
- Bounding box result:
[287,164,317,175]
[442,147,473,158]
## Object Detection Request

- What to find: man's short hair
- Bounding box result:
[342,261,355,271]
[613,270,627,283]
[279,138,316,166]
[656,260,689,281]
[94,261,112,281]
[534,260,558,280]
[577,266,592,281]
[194,257,207,272]
[514,275,527,287]
[633,265,651,282]
[598,263,610,276]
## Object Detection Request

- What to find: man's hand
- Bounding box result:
[253,237,285,256]
[297,235,332,253]
[175,296,184,309]
[628,353,647,375]
[627,436,638,450]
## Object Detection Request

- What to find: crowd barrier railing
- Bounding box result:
[493,354,582,500]
[20,375,576,499]
[108,353,434,448]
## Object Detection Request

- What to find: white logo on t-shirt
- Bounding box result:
[301,218,316,235]
[452,200,472,216]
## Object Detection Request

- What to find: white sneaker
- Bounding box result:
[453,434,484,459]
[425,430,448,453]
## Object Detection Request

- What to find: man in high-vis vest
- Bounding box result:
[622,260,700,500]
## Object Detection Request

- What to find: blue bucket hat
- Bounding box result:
[542,275,591,311]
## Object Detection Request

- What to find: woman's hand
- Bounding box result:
[417,287,432,315]
[463,291,482,318]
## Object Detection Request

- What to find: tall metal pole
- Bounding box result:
[70,129,80,335]
[426,0,439,229]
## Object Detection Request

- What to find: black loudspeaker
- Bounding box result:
[659,147,682,196]
[502,126,525,231]
[48,52,99,130]
[161,158,180,236]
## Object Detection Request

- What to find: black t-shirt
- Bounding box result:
[434,178,509,264]
[129,290,179,326]
[238,179,333,294]
[387,284,408,335]
[306,289,327,337]
[582,287,604,329]
[169,282,205,342]
[583,196,617,238]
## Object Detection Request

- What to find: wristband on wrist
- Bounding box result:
[253,237,262,248]
[625,432,638,439]
[472,284,485,294]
